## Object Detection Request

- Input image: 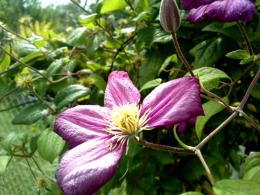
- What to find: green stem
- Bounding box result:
[173,128,194,150]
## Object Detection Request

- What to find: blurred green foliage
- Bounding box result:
[0,0,260,194]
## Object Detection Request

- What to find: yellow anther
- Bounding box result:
[110,104,150,135]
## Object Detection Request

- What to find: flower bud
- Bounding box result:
[160,0,181,33]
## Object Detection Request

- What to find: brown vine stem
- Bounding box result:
[171,33,195,77]
[134,137,193,155]
[196,112,238,150]
[239,70,260,109]
[195,149,215,185]
[196,69,260,149]
[201,87,233,112]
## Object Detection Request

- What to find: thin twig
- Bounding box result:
[0,45,52,83]
[0,24,29,42]
[219,62,255,96]
[109,33,137,73]
[32,156,45,176]
[0,87,19,101]
[239,70,260,109]
[125,0,135,11]
[25,158,37,181]
[30,87,55,113]
[237,22,254,55]
[0,64,20,77]
[0,100,37,112]
[70,0,91,14]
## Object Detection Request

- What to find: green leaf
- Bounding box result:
[252,84,260,100]
[213,179,260,195]
[139,48,171,85]
[140,78,162,92]
[67,27,87,46]
[226,49,250,60]
[203,22,242,41]
[190,38,226,68]
[12,103,47,125]
[240,56,254,65]
[107,180,127,195]
[54,84,90,110]
[136,27,154,50]
[192,67,231,91]
[89,73,106,91]
[46,58,68,76]
[195,97,229,139]
[0,45,11,73]
[159,54,178,74]
[37,129,65,163]
[79,14,97,28]
[14,40,39,56]
[100,0,127,14]
[243,152,260,184]
[133,0,150,12]
[0,156,11,175]
[0,132,17,152]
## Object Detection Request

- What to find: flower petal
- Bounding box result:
[55,105,111,148]
[104,71,141,109]
[181,0,215,9]
[141,77,204,129]
[187,0,255,23]
[56,138,125,195]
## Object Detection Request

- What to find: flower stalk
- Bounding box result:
[171,33,195,77]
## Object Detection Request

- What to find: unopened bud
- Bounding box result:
[160,0,181,33]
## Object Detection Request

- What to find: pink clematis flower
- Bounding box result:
[182,0,256,23]
[54,71,204,195]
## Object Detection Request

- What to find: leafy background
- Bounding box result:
[0,0,260,194]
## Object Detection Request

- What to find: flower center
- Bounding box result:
[110,104,150,135]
